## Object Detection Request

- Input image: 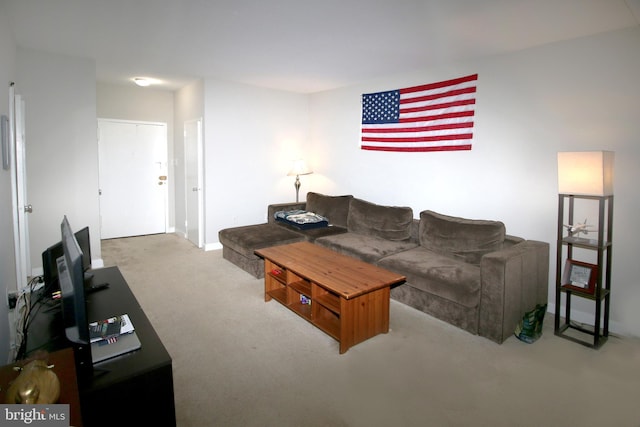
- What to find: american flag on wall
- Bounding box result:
[361,73,477,152]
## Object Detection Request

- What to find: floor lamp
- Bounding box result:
[555,150,614,349]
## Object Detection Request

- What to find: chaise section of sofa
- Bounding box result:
[218,193,353,278]
[219,223,306,278]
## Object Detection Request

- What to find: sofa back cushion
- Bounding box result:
[347,198,413,241]
[419,210,505,265]
[306,192,353,228]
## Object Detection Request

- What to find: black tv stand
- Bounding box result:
[85,281,109,293]
[27,266,176,427]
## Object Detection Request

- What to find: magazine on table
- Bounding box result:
[89,314,135,343]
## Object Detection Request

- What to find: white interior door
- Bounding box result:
[98,119,168,239]
[10,89,31,290]
[185,119,203,247]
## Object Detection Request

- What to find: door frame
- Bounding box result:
[97,118,169,238]
[10,87,30,291]
[184,118,204,247]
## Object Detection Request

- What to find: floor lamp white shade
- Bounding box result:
[557,151,614,196]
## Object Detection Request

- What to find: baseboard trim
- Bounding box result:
[205,242,222,251]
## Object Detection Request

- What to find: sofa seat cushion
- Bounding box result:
[378,246,481,308]
[218,223,305,258]
[420,210,505,265]
[306,192,353,228]
[315,232,418,264]
[294,225,348,241]
[274,221,348,241]
[347,198,414,241]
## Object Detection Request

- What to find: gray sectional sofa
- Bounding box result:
[218,192,549,343]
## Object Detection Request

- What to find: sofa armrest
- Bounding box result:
[504,234,525,247]
[267,202,306,224]
[479,240,549,343]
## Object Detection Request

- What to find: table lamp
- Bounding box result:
[287,159,313,202]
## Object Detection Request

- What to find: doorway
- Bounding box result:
[9,88,31,290]
[184,118,203,247]
[98,119,168,239]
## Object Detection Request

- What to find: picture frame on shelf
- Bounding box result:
[562,259,598,294]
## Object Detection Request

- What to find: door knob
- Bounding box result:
[192,187,199,192]
[24,204,33,213]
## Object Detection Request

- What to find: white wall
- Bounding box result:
[17,48,100,273]
[96,82,176,231]
[174,79,205,237]
[0,1,18,362]
[309,27,640,337]
[203,79,310,246]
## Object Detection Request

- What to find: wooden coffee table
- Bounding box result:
[255,241,406,353]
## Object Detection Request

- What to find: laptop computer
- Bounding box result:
[91,331,142,363]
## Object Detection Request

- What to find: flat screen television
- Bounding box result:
[42,226,91,292]
[57,216,92,374]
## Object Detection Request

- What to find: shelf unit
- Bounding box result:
[554,194,613,349]
[264,259,342,342]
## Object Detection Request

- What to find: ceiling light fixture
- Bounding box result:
[133,78,151,87]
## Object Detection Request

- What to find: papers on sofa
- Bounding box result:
[274,210,329,229]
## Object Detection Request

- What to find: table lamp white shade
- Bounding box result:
[557,151,614,196]
[287,159,312,177]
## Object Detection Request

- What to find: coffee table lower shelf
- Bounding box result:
[264,272,388,353]
[268,286,341,341]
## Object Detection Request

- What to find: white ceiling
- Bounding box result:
[5,0,640,93]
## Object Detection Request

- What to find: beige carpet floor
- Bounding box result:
[101,233,640,427]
